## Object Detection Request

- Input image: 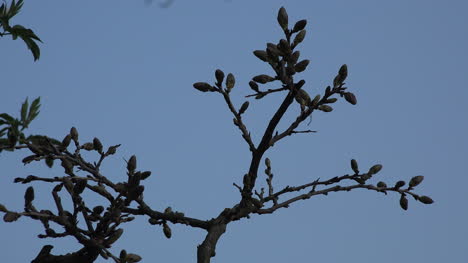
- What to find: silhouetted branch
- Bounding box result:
[1,6,433,263]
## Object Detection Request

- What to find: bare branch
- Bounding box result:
[219,89,256,152]
[245,86,288,98]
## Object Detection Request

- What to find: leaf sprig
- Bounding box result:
[0,0,42,61]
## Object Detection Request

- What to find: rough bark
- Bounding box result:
[31,246,100,263]
[197,223,227,263]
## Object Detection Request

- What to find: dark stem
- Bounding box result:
[197,223,227,263]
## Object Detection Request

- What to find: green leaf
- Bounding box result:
[22,37,40,61]
[10,24,42,42]
[1,0,23,20]
[45,157,54,168]
[26,97,41,126]
[0,113,15,123]
[11,0,24,18]
[0,4,6,17]
[20,97,28,123]
[0,127,8,137]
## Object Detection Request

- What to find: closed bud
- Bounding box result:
[399,194,408,210]
[296,89,311,105]
[164,207,173,214]
[239,101,249,115]
[344,92,357,105]
[409,175,424,188]
[0,203,7,212]
[418,196,434,204]
[334,64,348,87]
[3,212,21,222]
[292,19,307,33]
[294,79,305,89]
[82,142,94,151]
[93,138,103,152]
[62,135,71,148]
[318,105,333,112]
[265,158,271,167]
[120,250,127,262]
[351,159,359,174]
[93,206,104,214]
[22,155,36,164]
[293,30,306,47]
[226,73,235,90]
[27,143,42,155]
[277,7,288,31]
[290,51,300,64]
[339,64,348,79]
[368,164,383,175]
[394,180,405,189]
[24,186,35,206]
[127,155,137,173]
[376,181,387,188]
[148,218,158,225]
[215,69,224,84]
[249,81,259,92]
[193,82,213,92]
[325,98,338,103]
[141,171,152,180]
[126,253,142,263]
[294,59,310,73]
[45,157,54,168]
[253,74,275,84]
[61,159,74,175]
[310,95,321,108]
[253,50,268,62]
[106,144,120,155]
[278,39,291,54]
[73,179,87,195]
[163,223,172,239]
[70,127,79,141]
[266,43,282,57]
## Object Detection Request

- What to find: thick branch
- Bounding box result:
[242,90,296,196]
[31,245,100,263]
[197,223,227,263]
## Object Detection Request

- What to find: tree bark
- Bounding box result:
[31,245,100,263]
[197,223,227,263]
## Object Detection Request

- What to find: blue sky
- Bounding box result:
[1,0,467,262]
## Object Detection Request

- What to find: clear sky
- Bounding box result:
[1,0,467,262]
